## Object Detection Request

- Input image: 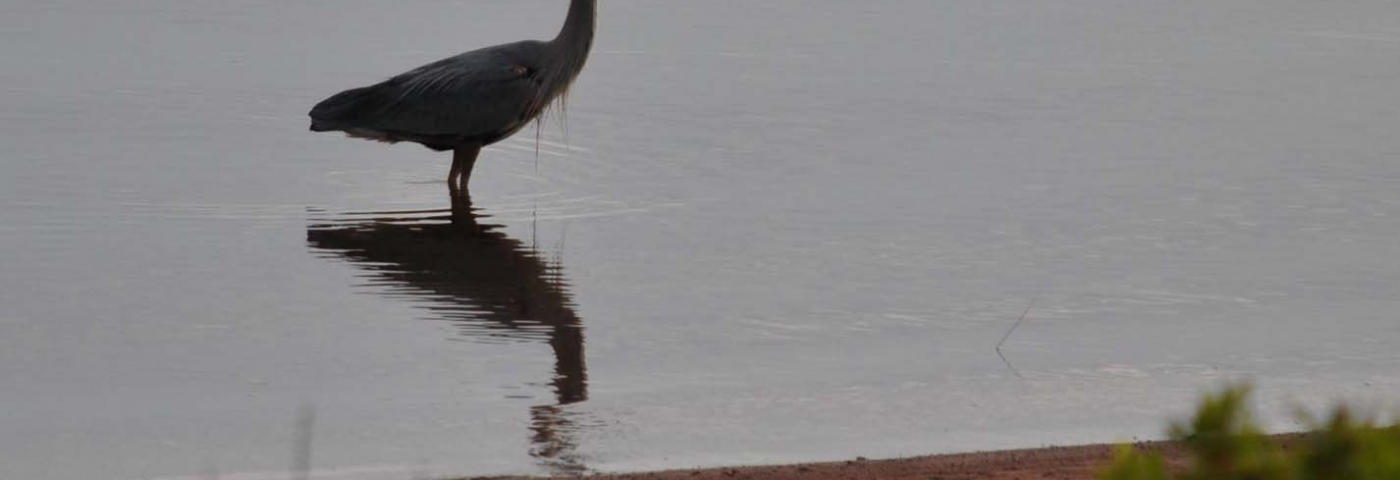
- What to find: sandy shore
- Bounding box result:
[484,435,1304,480]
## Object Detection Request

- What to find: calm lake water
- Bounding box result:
[3,1,1400,479]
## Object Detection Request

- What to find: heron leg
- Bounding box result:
[448,159,463,190]
[448,143,483,193]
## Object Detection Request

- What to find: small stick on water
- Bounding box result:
[293,404,315,480]
[996,298,1037,379]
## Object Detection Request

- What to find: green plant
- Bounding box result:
[1099,384,1400,480]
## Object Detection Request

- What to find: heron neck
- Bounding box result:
[553,0,595,48]
[543,0,594,93]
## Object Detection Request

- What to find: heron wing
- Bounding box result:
[311,42,544,140]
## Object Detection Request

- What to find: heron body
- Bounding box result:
[309,0,596,192]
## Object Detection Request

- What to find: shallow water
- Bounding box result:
[3,1,1400,479]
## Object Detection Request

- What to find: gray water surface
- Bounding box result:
[3,1,1400,479]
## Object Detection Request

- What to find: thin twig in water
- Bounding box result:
[293,404,315,480]
[996,298,1037,379]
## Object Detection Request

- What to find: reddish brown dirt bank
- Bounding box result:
[483,436,1302,480]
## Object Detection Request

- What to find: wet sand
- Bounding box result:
[488,435,1305,480]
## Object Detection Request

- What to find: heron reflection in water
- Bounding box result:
[306,193,587,474]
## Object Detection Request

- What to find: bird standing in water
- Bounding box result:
[309,0,596,194]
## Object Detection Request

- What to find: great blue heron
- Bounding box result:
[309,0,596,193]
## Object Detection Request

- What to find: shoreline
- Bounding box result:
[487,434,1304,480]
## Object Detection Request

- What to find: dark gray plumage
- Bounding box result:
[310,0,596,193]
